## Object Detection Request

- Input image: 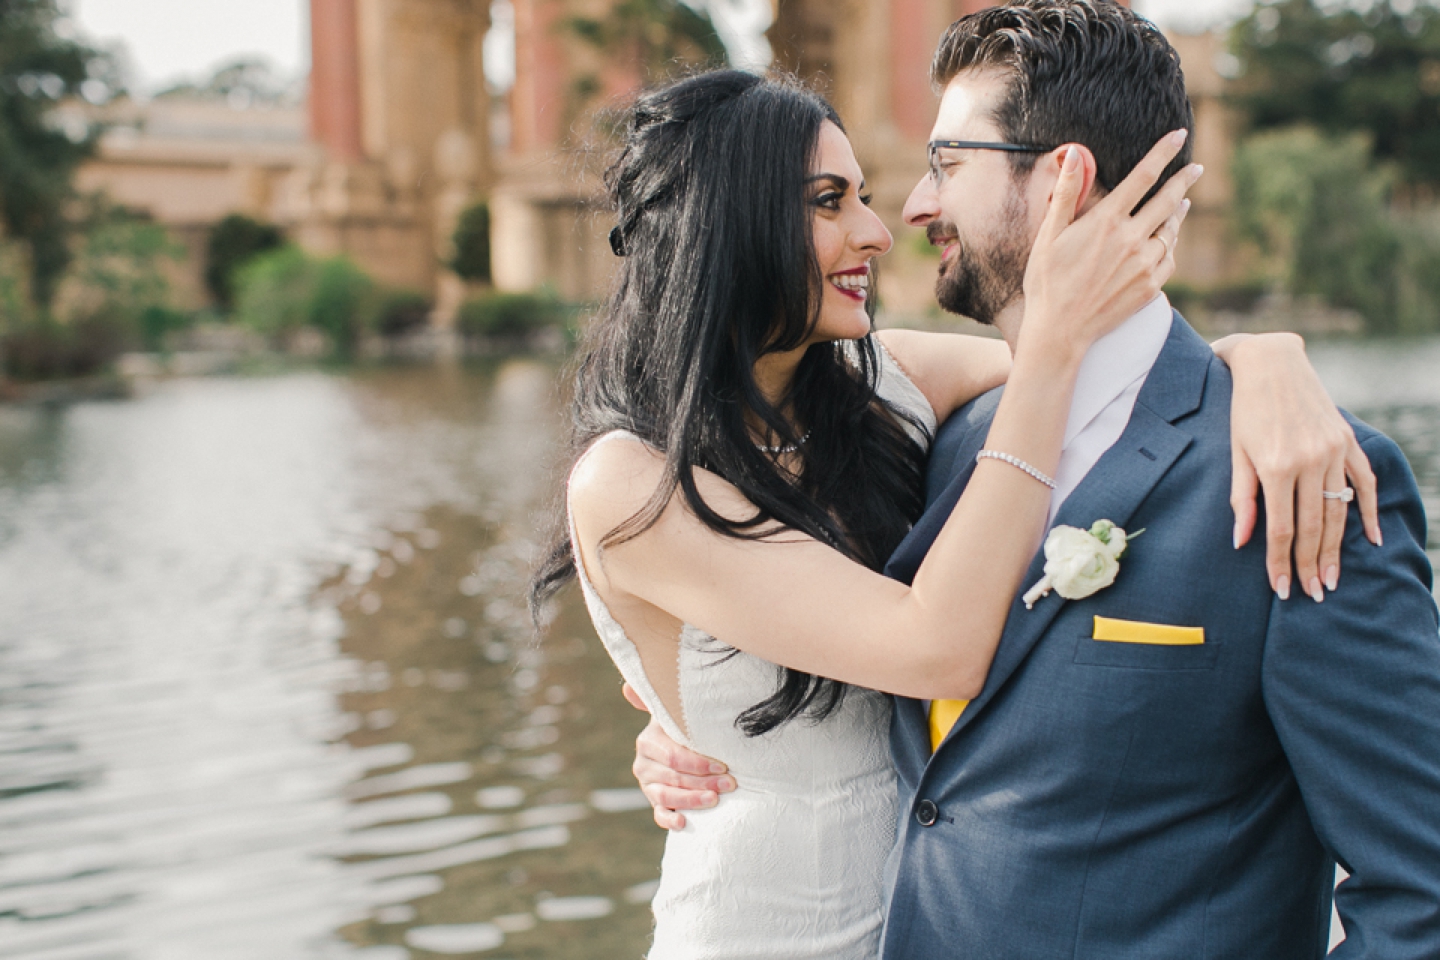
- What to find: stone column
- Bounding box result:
[510,0,568,153]
[890,0,942,142]
[309,0,365,162]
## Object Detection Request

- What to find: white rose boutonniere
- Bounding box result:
[1022,519,1144,610]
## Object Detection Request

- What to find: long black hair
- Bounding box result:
[530,70,927,736]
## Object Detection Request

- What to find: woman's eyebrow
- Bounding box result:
[805,173,850,191]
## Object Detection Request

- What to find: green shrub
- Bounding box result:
[376,289,433,337]
[1166,281,1270,316]
[1202,282,1270,313]
[0,242,35,331]
[232,246,379,354]
[205,214,284,308]
[1396,213,1440,336]
[63,204,183,331]
[457,290,568,344]
[1231,126,1440,333]
[3,317,71,380]
[309,256,376,354]
[1162,281,1200,316]
[0,206,197,379]
[1,311,133,380]
[232,246,315,339]
[449,202,492,283]
[138,305,195,351]
[66,309,135,373]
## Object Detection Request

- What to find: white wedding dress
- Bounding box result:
[568,347,936,959]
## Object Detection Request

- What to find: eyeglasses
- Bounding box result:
[928,140,1054,185]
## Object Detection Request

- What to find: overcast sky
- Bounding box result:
[65,0,1254,95]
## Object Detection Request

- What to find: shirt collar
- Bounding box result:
[1062,292,1173,450]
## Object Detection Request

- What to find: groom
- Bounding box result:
[636,2,1440,956]
[873,3,1440,957]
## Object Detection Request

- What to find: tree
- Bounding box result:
[1227,0,1440,188]
[1230,126,1440,334]
[0,0,118,304]
[568,0,727,83]
[154,56,298,108]
[204,214,285,308]
[449,201,491,284]
[232,246,380,356]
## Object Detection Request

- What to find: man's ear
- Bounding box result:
[1045,143,1100,218]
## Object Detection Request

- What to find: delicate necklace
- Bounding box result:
[756,430,811,455]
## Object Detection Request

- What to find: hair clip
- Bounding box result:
[609,225,626,257]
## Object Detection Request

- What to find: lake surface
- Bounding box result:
[0,338,1436,959]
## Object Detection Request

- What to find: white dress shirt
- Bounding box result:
[1047,292,1173,525]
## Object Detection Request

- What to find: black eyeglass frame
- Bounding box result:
[927,139,1057,181]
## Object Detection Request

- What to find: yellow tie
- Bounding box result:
[929,699,969,752]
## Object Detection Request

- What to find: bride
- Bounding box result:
[531,70,1373,958]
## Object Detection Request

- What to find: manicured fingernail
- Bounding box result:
[717,776,736,792]
[708,762,727,774]
[1171,129,1188,145]
[1324,566,1338,592]
[1276,575,1290,600]
[1309,578,1324,603]
[1181,198,1192,213]
[1063,145,1079,170]
[1190,164,1205,181]
[1232,524,1241,550]
[700,791,718,808]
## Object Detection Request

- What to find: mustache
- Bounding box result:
[926,220,958,245]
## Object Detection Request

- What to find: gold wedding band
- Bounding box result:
[1322,487,1355,502]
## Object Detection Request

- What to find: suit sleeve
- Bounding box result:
[1262,430,1440,959]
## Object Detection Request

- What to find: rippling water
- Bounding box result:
[0,361,662,959]
[0,339,1436,959]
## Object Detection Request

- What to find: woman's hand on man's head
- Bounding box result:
[1019,130,1199,364]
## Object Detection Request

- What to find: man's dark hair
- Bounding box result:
[932,0,1194,194]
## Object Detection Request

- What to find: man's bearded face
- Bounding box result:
[929,188,1030,327]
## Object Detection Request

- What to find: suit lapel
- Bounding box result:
[933,314,1214,748]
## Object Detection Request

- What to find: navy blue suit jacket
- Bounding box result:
[879,315,1440,959]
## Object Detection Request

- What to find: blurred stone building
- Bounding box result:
[63,92,309,309]
[75,0,1239,318]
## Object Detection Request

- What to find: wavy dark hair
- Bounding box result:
[529,70,927,736]
[932,0,1194,200]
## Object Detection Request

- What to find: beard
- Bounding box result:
[929,192,1030,326]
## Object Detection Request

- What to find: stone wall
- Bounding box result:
[70,0,1242,320]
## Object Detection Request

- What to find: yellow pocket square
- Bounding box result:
[1092,616,1204,646]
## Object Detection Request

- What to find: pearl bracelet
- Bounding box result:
[975,450,1057,490]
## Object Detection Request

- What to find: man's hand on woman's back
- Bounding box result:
[624,682,736,829]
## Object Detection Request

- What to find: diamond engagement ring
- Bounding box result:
[1322,487,1355,502]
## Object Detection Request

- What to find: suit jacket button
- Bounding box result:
[915,799,939,827]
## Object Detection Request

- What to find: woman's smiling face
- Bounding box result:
[804,120,893,346]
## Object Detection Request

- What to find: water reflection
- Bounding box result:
[0,340,1435,959]
[0,362,661,959]
[1311,337,1440,557]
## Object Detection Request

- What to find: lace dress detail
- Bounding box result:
[567,346,935,959]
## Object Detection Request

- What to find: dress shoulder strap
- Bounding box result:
[874,339,938,448]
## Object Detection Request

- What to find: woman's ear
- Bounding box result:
[1047,143,1100,218]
